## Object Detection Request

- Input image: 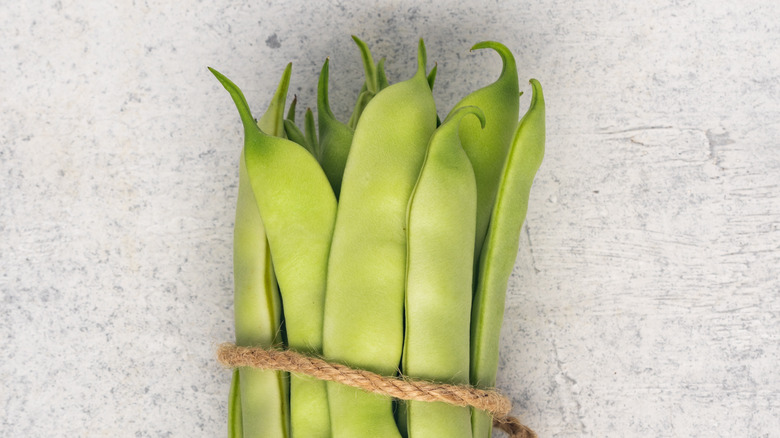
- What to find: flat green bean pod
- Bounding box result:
[234,154,288,438]
[214,65,291,438]
[403,106,485,438]
[323,39,437,438]
[470,79,545,438]
[447,42,520,276]
[211,67,338,438]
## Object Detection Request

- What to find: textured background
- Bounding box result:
[2,0,779,437]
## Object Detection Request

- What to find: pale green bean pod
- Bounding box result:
[217,64,292,438]
[323,39,437,438]
[447,42,520,277]
[402,106,485,438]
[211,66,338,438]
[471,79,545,438]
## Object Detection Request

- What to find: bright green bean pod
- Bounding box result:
[448,42,520,276]
[211,67,337,438]
[403,106,485,438]
[214,64,290,438]
[470,79,545,438]
[323,39,437,438]
[317,58,354,197]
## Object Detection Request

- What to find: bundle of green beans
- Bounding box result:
[210,36,545,438]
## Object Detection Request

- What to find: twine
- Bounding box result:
[217,343,536,438]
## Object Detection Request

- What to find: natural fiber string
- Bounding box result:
[217,343,537,438]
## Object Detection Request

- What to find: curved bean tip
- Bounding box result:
[528,79,544,107]
[468,41,516,80]
[445,105,486,129]
[467,106,487,129]
[470,40,506,52]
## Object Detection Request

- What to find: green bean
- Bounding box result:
[216,64,291,438]
[352,35,379,94]
[304,108,319,159]
[426,64,442,127]
[286,95,298,122]
[470,79,545,438]
[283,118,311,155]
[234,154,288,437]
[211,67,338,438]
[426,63,437,90]
[347,36,388,129]
[347,89,374,129]
[228,369,243,438]
[322,39,437,438]
[283,109,319,158]
[317,58,354,197]
[403,106,485,438]
[377,57,390,90]
[447,42,520,278]
[256,63,292,138]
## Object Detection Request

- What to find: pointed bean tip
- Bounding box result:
[528,78,544,107]
[207,66,227,83]
[416,38,427,73]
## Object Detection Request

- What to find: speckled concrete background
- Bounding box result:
[2,1,779,437]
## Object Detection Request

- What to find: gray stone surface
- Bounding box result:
[2,1,778,436]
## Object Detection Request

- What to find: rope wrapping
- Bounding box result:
[217,343,536,438]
